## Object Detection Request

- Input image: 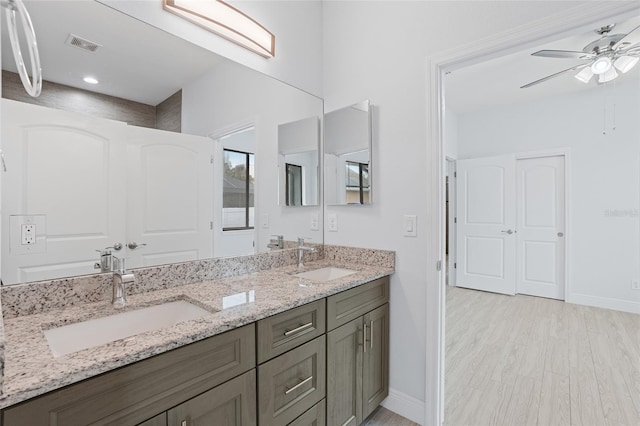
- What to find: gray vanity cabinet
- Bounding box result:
[2,324,256,426]
[166,370,257,426]
[326,277,390,426]
[258,336,326,426]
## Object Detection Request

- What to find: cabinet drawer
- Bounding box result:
[327,277,389,331]
[258,336,326,426]
[167,369,257,426]
[288,399,326,426]
[2,324,256,426]
[257,299,326,364]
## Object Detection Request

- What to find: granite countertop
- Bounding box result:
[0,259,393,409]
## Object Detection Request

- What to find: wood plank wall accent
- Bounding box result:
[156,90,182,133]
[2,70,157,129]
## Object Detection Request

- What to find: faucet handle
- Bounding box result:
[112,256,126,273]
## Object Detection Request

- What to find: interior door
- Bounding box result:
[516,156,565,300]
[126,126,213,269]
[456,155,516,295]
[1,100,127,284]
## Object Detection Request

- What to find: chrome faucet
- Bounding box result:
[297,237,316,269]
[267,235,284,250]
[111,256,134,308]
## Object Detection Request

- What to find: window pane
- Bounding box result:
[345,162,360,187]
[223,150,248,229]
[248,153,255,227]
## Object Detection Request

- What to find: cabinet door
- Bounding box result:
[362,304,390,420]
[326,317,363,426]
[288,399,326,426]
[138,413,167,426]
[167,370,257,426]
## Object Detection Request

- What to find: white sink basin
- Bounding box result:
[294,267,357,282]
[44,300,212,358]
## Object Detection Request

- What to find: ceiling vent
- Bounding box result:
[65,34,101,53]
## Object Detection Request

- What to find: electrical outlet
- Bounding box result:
[327,213,338,232]
[21,224,35,245]
[310,213,319,231]
[632,280,640,291]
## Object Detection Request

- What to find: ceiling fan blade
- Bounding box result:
[521,63,590,89]
[613,24,640,50]
[532,49,595,59]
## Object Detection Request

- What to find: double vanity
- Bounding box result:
[0,245,394,425]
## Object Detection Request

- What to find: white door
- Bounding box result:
[1,100,127,284]
[456,155,517,295]
[516,156,565,300]
[126,126,213,269]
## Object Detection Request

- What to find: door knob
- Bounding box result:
[127,242,147,250]
[105,243,123,251]
[501,229,514,235]
[557,232,564,237]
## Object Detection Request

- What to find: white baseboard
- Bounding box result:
[381,388,425,425]
[569,293,640,314]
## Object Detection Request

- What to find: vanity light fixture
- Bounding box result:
[83,76,99,84]
[162,0,275,58]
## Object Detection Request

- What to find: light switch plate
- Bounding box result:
[403,215,417,237]
[327,213,338,232]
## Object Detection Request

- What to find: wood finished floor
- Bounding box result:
[445,286,640,426]
[363,406,419,425]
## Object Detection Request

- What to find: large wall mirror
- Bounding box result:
[324,100,372,205]
[0,0,323,285]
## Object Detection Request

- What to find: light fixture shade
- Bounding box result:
[614,55,639,73]
[163,0,275,58]
[591,57,612,74]
[598,67,619,83]
[574,66,594,83]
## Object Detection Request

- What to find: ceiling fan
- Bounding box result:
[521,23,640,88]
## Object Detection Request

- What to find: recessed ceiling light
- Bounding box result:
[83,76,99,84]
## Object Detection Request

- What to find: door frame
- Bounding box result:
[445,157,456,287]
[424,4,639,425]
[515,149,571,303]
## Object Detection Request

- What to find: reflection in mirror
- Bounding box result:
[277,116,320,206]
[0,0,323,285]
[324,100,372,205]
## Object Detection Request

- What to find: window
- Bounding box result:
[285,163,303,206]
[223,149,254,230]
[345,161,370,204]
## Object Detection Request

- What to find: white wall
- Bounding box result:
[321,1,606,423]
[181,60,323,252]
[99,0,323,97]
[444,107,458,160]
[455,80,640,313]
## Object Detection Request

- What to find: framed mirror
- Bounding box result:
[324,100,372,205]
[0,0,323,285]
[277,116,320,207]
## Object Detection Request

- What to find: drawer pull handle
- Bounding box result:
[363,323,367,353]
[370,320,374,349]
[285,375,313,395]
[284,322,313,336]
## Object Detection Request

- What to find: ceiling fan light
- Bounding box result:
[591,57,612,74]
[574,67,594,83]
[614,55,639,73]
[598,67,619,83]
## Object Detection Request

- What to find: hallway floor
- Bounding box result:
[445,286,640,426]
